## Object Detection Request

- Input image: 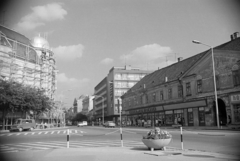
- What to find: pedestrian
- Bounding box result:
[142,119,144,127]
[228,115,231,125]
[182,117,185,126]
[155,119,159,127]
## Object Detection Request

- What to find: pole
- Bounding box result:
[67,129,69,148]
[102,97,104,125]
[118,98,123,147]
[211,47,220,128]
[180,126,183,150]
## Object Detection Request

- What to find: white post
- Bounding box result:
[67,129,69,148]
[180,126,183,150]
[118,98,123,147]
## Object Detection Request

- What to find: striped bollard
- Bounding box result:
[180,126,183,150]
[120,127,123,147]
[67,129,69,148]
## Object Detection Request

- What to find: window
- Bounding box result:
[160,91,164,101]
[145,94,149,103]
[186,82,191,96]
[168,88,172,99]
[122,74,127,80]
[152,92,156,102]
[178,85,183,98]
[114,74,121,80]
[134,96,137,105]
[233,67,240,86]
[197,80,202,93]
[140,95,143,104]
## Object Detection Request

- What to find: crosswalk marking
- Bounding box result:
[0,130,86,137]
[0,140,144,153]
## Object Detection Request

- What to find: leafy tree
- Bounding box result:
[73,113,87,122]
[0,79,53,130]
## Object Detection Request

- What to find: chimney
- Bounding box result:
[231,32,239,40]
[178,57,183,62]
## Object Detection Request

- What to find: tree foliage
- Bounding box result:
[0,79,53,129]
[73,113,87,122]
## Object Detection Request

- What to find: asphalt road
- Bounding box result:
[0,126,240,156]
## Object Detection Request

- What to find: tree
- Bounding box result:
[73,113,87,122]
[0,79,53,130]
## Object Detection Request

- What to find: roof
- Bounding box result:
[125,36,240,96]
[0,25,31,45]
[215,37,240,51]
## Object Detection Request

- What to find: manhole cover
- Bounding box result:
[183,154,215,158]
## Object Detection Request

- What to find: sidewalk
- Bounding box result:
[1,146,239,161]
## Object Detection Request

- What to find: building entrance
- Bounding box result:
[213,99,227,125]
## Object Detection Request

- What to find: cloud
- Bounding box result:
[53,44,85,61]
[120,44,174,70]
[17,3,67,30]
[100,58,113,65]
[57,73,78,83]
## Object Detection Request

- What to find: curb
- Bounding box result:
[0,127,68,133]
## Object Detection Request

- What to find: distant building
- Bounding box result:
[93,65,152,124]
[82,95,94,115]
[121,32,240,127]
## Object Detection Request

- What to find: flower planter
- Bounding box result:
[142,138,171,150]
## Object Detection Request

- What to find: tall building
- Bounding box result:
[121,32,240,127]
[82,95,94,115]
[0,25,57,99]
[93,65,152,124]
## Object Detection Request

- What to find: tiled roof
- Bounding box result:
[0,25,31,45]
[127,36,240,95]
[215,37,240,51]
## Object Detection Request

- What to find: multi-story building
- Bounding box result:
[82,95,94,115]
[0,25,57,118]
[121,32,240,127]
[93,65,152,124]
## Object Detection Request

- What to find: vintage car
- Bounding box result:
[103,121,116,128]
[10,119,36,132]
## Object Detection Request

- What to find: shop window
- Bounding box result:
[145,94,149,104]
[168,88,172,99]
[178,85,183,98]
[197,80,202,93]
[186,82,191,96]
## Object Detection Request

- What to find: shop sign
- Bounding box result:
[129,107,156,114]
[231,94,240,103]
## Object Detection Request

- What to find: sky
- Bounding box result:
[1,0,240,108]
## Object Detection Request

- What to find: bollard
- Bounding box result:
[120,127,123,147]
[180,126,183,150]
[67,129,69,148]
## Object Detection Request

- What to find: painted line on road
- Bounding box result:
[198,133,225,136]
[16,133,21,136]
[24,133,28,135]
[21,142,65,149]
[8,134,13,136]
[51,131,54,134]
[75,130,77,133]
[31,132,35,135]
[0,134,5,136]
[38,132,42,134]
[58,131,60,134]
[44,132,48,134]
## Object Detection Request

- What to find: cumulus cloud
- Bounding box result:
[100,58,113,65]
[57,73,78,83]
[17,3,67,30]
[120,44,174,70]
[53,44,84,61]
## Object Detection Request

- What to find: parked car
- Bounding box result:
[10,119,36,132]
[104,121,116,128]
[77,121,88,127]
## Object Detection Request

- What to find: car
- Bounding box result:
[10,119,36,132]
[104,121,116,128]
[77,121,88,127]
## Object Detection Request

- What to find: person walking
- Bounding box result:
[228,115,232,125]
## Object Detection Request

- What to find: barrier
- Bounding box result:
[67,129,69,148]
[180,126,183,150]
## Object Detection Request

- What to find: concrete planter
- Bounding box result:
[142,138,171,150]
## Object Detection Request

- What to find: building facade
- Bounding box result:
[121,33,240,127]
[93,65,152,124]
[82,95,94,115]
[0,25,57,119]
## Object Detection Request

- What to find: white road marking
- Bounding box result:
[24,133,28,135]
[38,132,42,134]
[51,131,54,134]
[44,132,48,134]
[31,132,35,135]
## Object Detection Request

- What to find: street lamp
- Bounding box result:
[93,95,104,125]
[59,89,72,127]
[192,40,220,128]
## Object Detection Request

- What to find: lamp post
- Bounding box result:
[192,40,220,128]
[93,95,104,125]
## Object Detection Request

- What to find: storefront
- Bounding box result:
[230,93,240,124]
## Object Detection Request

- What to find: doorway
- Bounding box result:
[213,99,227,125]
